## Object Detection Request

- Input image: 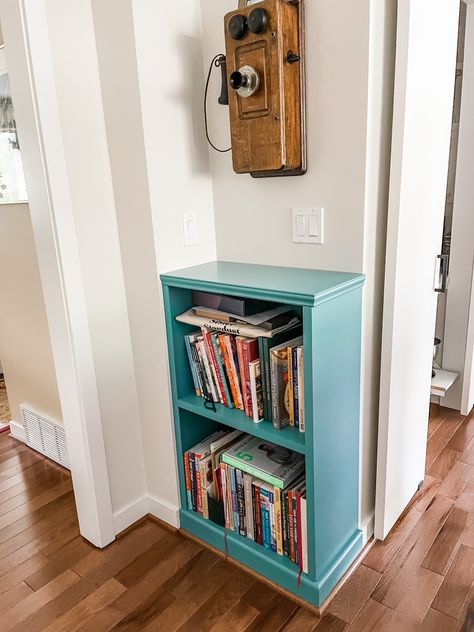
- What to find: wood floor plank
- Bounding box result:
[456,479,474,513]
[438,462,473,501]
[43,577,126,632]
[327,565,381,623]
[0,569,81,632]
[428,447,463,479]
[344,599,393,632]
[455,582,474,631]
[421,506,469,575]
[382,566,443,632]
[209,582,278,632]
[419,608,457,632]
[427,412,466,469]
[72,538,205,632]
[280,607,320,632]
[448,411,474,452]
[313,613,347,632]
[431,544,474,619]
[428,405,452,439]
[0,582,34,616]
[176,569,255,632]
[371,494,453,608]
[0,552,49,595]
[242,592,299,632]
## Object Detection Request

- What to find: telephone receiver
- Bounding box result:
[207,0,306,177]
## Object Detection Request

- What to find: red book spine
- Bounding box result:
[288,490,295,562]
[195,453,203,514]
[254,483,262,544]
[242,339,259,419]
[184,452,191,503]
[236,338,249,416]
[219,335,239,407]
[203,330,228,406]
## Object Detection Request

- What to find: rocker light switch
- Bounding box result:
[292,208,324,244]
[183,213,198,246]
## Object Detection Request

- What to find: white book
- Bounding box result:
[249,359,264,423]
[243,473,255,541]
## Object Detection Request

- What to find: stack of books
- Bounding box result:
[178,291,305,431]
[184,431,308,574]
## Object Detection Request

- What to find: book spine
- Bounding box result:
[297,346,305,433]
[287,346,294,426]
[288,490,295,562]
[236,338,249,416]
[241,341,253,417]
[222,454,284,489]
[296,489,303,570]
[270,350,289,430]
[203,329,226,405]
[236,469,247,536]
[197,339,218,403]
[282,490,289,557]
[221,463,229,529]
[301,494,308,574]
[259,488,272,550]
[230,466,239,532]
[258,338,270,421]
[184,452,192,510]
[243,474,255,541]
[190,341,205,397]
[253,482,262,544]
[292,347,299,429]
[189,452,197,512]
[226,336,244,410]
[293,493,299,565]
[249,361,264,423]
[268,489,276,553]
[185,336,201,397]
[274,487,283,556]
[200,459,209,520]
[226,464,234,531]
[219,335,239,408]
[195,454,203,515]
[211,334,233,408]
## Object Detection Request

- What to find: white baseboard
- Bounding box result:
[361,513,375,544]
[113,493,180,535]
[9,419,26,443]
[113,494,149,535]
[147,494,180,528]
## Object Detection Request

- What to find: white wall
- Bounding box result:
[0,203,62,423]
[199,0,396,536]
[129,0,217,516]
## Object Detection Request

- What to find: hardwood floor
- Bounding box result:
[0,405,473,631]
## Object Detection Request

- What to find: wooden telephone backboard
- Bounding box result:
[224,0,306,177]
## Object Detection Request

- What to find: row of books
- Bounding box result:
[184,324,304,431]
[183,430,308,573]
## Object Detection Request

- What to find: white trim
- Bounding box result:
[113,494,180,535]
[9,419,26,442]
[360,513,375,545]
[147,494,180,529]
[113,495,149,535]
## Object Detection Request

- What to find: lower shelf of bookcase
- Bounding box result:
[179,508,363,607]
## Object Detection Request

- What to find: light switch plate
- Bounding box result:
[183,213,198,246]
[292,208,324,244]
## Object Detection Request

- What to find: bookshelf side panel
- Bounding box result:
[311,287,363,582]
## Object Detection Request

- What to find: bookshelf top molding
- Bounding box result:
[161,261,365,307]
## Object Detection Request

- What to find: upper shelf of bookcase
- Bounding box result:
[161,261,365,307]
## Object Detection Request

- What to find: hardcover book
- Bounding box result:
[222,435,304,489]
[270,336,303,429]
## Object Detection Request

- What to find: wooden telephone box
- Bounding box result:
[224,0,306,177]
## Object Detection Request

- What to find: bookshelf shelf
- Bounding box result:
[161,261,365,608]
[178,393,307,455]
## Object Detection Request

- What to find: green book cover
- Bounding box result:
[221,435,304,490]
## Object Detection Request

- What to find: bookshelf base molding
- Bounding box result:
[180,508,363,608]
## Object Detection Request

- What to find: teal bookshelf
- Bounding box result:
[161,261,365,607]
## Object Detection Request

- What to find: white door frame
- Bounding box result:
[375,0,460,540]
[0,0,115,547]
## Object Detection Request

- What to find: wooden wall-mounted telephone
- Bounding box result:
[222,0,306,178]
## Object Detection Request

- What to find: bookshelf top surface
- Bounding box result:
[161,261,365,306]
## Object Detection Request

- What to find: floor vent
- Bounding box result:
[21,405,70,469]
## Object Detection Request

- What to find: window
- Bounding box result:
[0,47,28,204]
